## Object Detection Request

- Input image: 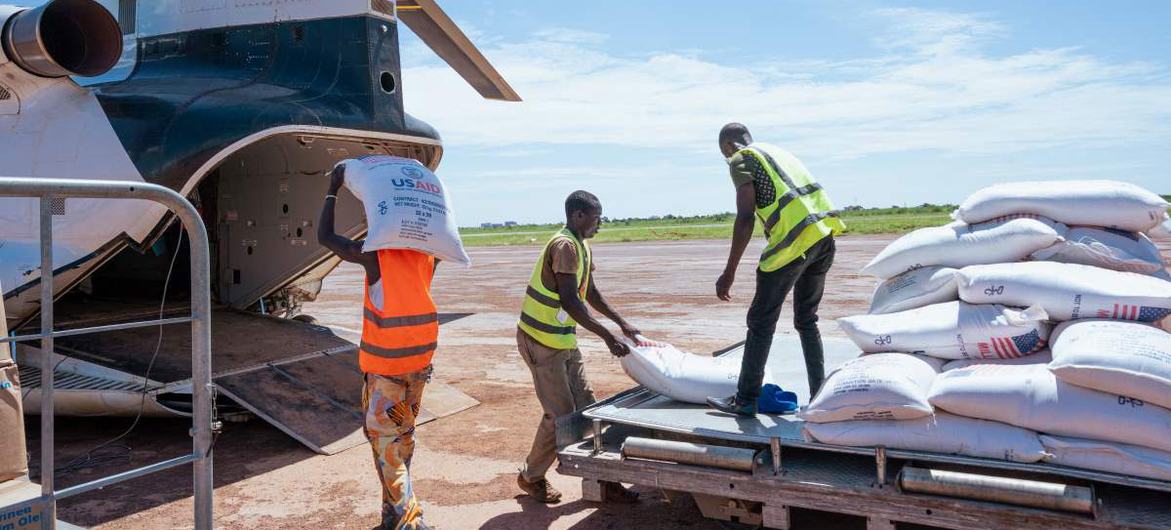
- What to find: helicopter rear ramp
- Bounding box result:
[25,307,476,454]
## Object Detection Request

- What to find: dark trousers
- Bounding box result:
[736,236,836,403]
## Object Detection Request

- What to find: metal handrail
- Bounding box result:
[0,178,213,530]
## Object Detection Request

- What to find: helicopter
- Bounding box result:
[0,0,518,453]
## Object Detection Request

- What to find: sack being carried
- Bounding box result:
[619,342,775,405]
[956,262,1171,327]
[860,217,1064,279]
[799,353,942,423]
[953,180,1170,233]
[340,156,470,265]
[837,301,1051,360]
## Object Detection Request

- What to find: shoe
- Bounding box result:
[603,482,640,504]
[705,395,758,417]
[517,472,563,504]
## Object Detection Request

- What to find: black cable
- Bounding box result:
[56,230,185,477]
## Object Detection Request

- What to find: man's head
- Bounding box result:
[719,122,752,158]
[565,190,603,239]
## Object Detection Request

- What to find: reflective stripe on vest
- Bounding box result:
[517,228,591,349]
[360,249,438,376]
[741,144,845,272]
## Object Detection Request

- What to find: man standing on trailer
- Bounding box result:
[515,190,642,504]
[706,123,844,417]
[319,163,438,530]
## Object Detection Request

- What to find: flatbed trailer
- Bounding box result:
[556,337,1171,530]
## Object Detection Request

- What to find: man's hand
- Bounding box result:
[620,324,641,343]
[328,163,346,194]
[716,270,735,301]
[604,335,632,357]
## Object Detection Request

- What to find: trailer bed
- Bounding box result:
[561,335,1171,529]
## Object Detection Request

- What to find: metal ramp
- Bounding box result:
[41,308,477,455]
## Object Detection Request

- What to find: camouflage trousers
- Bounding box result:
[363,365,432,530]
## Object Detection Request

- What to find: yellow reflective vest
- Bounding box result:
[737,143,844,271]
[517,228,592,349]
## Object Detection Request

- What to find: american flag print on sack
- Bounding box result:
[976,330,1045,359]
[1095,304,1171,322]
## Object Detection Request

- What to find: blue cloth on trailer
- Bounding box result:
[757,384,798,414]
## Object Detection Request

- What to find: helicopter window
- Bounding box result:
[380,71,397,94]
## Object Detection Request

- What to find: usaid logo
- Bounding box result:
[390,165,441,194]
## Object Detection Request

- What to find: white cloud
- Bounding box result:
[402,7,1171,163]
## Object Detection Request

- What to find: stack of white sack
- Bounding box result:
[618,341,775,405]
[340,156,471,265]
[810,180,1171,473]
[799,352,1047,462]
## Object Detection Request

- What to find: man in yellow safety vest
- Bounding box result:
[707,123,845,416]
[515,190,642,504]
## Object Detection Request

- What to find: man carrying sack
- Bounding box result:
[318,163,439,530]
[515,190,642,504]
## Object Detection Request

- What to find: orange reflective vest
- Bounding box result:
[359,249,438,376]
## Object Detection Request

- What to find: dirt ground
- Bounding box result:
[39,235,1171,529]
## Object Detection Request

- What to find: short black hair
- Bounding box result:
[719,122,752,146]
[565,190,601,218]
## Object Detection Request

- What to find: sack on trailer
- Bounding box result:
[340,156,470,265]
[953,180,1170,233]
[868,266,959,315]
[803,412,1046,463]
[1048,319,1171,410]
[955,262,1171,328]
[942,350,1052,372]
[1031,227,1166,275]
[837,301,1050,360]
[860,217,1064,279]
[619,342,775,405]
[1040,435,1171,482]
[799,353,942,423]
[928,364,1171,454]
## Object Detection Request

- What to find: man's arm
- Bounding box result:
[716,182,756,301]
[317,164,378,277]
[556,273,630,357]
[586,281,639,341]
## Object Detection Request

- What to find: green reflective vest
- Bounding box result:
[518,228,592,349]
[739,143,844,272]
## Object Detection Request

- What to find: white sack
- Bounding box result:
[942,350,1052,372]
[861,217,1064,279]
[956,262,1171,328]
[798,353,943,423]
[803,412,1046,463]
[1031,227,1166,275]
[838,301,1050,359]
[1049,320,1171,410]
[869,267,959,314]
[953,180,1170,233]
[341,156,470,264]
[619,343,774,404]
[928,364,1171,453]
[1041,435,1171,482]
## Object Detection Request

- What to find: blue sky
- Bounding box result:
[403,1,1171,225]
[14,1,1171,225]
